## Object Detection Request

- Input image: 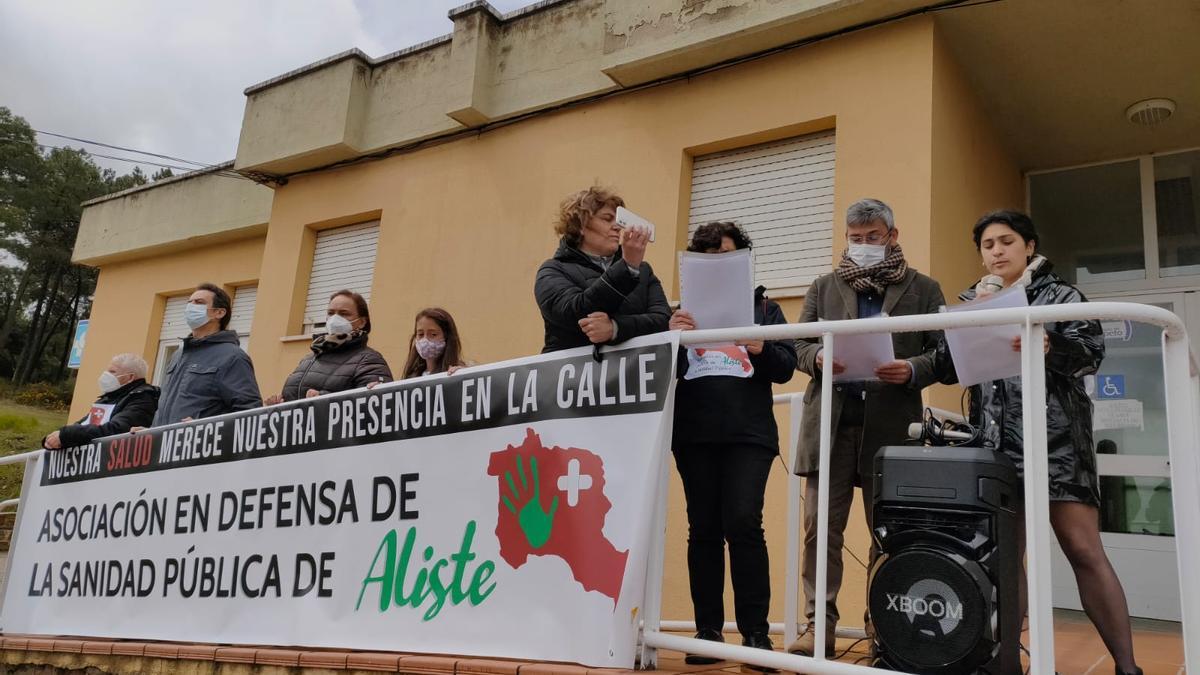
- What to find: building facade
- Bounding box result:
[72,0,1198,628]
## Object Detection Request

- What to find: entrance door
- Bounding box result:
[1049,290,1200,620]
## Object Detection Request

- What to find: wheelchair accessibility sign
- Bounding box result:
[1097,374,1125,400]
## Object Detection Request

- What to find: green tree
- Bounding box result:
[0,107,148,388]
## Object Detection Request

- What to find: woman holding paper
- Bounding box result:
[960,210,1140,675]
[668,222,797,668]
[534,186,670,352]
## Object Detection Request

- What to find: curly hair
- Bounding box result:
[688,221,753,252]
[554,186,625,247]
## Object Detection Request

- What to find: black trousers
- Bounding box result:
[673,443,774,638]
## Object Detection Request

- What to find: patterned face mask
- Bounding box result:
[415,337,446,360]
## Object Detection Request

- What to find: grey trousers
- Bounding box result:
[801,410,875,626]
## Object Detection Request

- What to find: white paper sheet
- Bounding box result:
[830,331,896,382]
[615,206,656,242]
[943,284,1029,387]
[679,249,755,336]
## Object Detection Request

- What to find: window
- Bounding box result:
[1154,150,1200,277]
[1030,161,1144,285]
[304,221,380,331]
[229,284,257,350]
[1029,148,1200,291]
[688,130,835,295]
[153,295,190,385]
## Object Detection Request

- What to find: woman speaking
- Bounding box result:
[960,210,1140,675]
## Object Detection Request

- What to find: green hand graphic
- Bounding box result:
[501,454,559,549]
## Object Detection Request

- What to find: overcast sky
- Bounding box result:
[0,0,532,177]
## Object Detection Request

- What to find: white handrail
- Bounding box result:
[643,301,1199,674]
[679,301,1187,343]
[1,302,1195,673]
[0,449,42,467]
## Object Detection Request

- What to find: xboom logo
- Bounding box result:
[884,579,965,637]
[886,593,964,619]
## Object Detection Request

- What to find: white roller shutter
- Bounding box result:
[159,296,190,342]
[229,285,257,336]
[688,130,835,294]
[304,221,380,326]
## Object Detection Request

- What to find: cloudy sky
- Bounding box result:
[0,0,532,177]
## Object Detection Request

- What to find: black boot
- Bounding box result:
[1115,667,1143,675]
[684,628,725,665]
[741,633,778,673]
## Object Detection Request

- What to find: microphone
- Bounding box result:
[979,274,1004,294]
[908,422,975,443]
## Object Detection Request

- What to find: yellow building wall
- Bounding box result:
[73,15,966,640]
[69,236,266,421]
[926,24,1024,413]
[245,16,940,634]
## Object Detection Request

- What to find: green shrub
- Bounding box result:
[12,382,72,411]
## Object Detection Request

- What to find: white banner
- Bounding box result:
[0,333,678,668]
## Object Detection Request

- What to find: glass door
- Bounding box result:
[1049,291,1197,621]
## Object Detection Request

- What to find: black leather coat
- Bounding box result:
[534,239,671,353]
[960,260,1104,505]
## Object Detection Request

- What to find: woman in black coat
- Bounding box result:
[668,222,796,668]
[265,290,392,403]
[534,187,670,353]
[962,210,1140,675]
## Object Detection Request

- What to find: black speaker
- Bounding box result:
[867,446,1021,674]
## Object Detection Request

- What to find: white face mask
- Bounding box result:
[847,243,887,268]
[185,302,211,330]
[98,371,122,393]
[325,314,354,336]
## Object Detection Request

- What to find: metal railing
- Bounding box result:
[0,302,1195,673]
[0,450,40,515]
[640,301,1200,674]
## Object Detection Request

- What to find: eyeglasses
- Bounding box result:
[847,232,890,245]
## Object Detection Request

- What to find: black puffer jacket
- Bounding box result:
[958,260,1104,503]
[281,333,393,401]
[673,287,797,452]
[47,379,160,449]
[534,239,671,353]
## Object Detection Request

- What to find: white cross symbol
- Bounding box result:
[556,458,593,507]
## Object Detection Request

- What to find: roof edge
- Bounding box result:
[81,160,240,207]
[242,0,579,98]
[244,48,372,96]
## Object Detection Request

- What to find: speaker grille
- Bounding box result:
[869,547,994,669]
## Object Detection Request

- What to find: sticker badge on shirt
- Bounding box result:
[684,345,754,380]
[87,403,115,426]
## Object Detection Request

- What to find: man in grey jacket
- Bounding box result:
[151,283,262,426]
[789,199,948,656]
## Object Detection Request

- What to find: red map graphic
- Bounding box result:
[486,428,628,605]
[694,346,753,373]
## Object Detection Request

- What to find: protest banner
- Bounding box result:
[0,333,678,668]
